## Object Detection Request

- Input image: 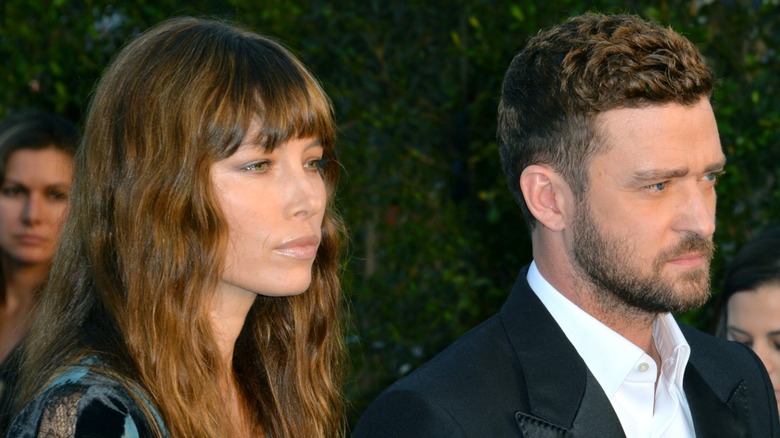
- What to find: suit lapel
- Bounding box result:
[498,269,759,437]
[500,269,625,437]
[514,371,625,438]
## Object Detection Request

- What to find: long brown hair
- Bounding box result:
[15,17,346,437]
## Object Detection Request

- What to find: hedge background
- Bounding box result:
[2,0,778,428]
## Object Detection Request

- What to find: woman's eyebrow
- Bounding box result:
[727,326,753,338]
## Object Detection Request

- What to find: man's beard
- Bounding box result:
[571,202,714,314]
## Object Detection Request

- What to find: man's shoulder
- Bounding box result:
[679,322,731,351]
[680,322,770,387]
[679,322,780,437]
[352,312,526,437]
[680,322,762,369]
[389,312,515,394]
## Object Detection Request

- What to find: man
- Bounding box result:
[353,13,780,437]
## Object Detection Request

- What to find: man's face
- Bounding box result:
[569,98,725,314]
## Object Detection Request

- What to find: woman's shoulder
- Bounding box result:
[7,360,157,438]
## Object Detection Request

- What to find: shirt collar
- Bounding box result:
[527,261,691,397]
[654,313,691,388]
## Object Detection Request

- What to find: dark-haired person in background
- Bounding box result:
[0,112,77,424]
[720,226,780,416]
[354,13,779,437]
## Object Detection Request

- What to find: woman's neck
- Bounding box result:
[222,373,262,438]
[2,257,50,297]
[0,259,49,362]
[209,288,256,365]
[209,284,260,435]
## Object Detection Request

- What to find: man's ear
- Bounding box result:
[519,165,569,232]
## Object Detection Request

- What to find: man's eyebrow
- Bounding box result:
[704,159,727,173]
[630,159,727,184]
[631,168,689,183]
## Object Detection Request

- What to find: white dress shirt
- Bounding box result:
[527,261,695,438]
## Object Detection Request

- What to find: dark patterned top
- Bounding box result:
[0,346,22,434]
[6,359,168,438]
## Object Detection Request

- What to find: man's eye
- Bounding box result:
[645,182,667,191]
[704,171,724,184]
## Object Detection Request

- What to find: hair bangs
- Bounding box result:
[208,35,339,192]
[242,42,335,154]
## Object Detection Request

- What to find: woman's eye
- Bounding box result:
[305,158,328,173]
[729,338,753,348]
[47,190,69,201]
[242,161,271,173]
[727,332,752,347]
[1,186,23,197]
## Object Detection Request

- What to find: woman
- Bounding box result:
[720,226,780,413]
[7,17,346,437]
[0,112,76,391]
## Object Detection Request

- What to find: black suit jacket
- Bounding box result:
[353,267,780,437]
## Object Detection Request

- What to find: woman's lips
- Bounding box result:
[274,235,320,260]
[15,234,48,245]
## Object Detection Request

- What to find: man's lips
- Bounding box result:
[274,235,320,260]
[667,251,707,267]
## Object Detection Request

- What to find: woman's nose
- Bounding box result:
[22,194,43,224]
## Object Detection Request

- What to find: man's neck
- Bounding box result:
[533,253,660,358]
[580,291,659,358]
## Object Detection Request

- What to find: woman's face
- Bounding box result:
[0,147,73,267]
[727,283,780,406]
[211,131,327,302]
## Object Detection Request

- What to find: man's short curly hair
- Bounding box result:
[498,13,714,229]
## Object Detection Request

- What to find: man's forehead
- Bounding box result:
[594,100,719,148]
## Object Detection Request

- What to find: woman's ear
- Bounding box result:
[519,165,569,232]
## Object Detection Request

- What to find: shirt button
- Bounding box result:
[638,362,650,372]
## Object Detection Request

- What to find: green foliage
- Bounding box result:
[684,0,780,330]
[2,0,778,429]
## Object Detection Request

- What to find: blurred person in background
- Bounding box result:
[0,112,77,408]
[720,226,780,415]
[5,17,347,438]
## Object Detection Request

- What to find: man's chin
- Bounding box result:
[666,284,711,313]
